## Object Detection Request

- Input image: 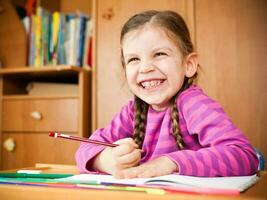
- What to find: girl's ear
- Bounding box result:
[184,52,198,78]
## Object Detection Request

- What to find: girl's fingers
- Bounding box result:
[112,137,140,156]
[114,167,140,179]
[119,166,156,179]
[117,149,141,166]
[112,144,136,156]
[114,137,139,148]
[137,169,156,178]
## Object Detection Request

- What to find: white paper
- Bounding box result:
[56,173,259,192]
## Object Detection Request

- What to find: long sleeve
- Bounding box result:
[164,87,258,177]
[75,101,134,173]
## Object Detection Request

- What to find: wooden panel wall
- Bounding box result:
[0,78,3,168]
[196,0,267,159]
[0,0,27,67]
[60,0,92,15]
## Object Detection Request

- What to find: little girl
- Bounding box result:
[75,10,258,178]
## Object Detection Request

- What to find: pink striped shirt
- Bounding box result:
[75,85,258,176]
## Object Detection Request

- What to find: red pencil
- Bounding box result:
[48,132,118,147]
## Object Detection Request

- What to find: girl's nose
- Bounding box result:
[139,64,155,73]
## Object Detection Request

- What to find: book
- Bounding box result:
[76,13,88,67]
[57,13,67,65]
[50,11,60,65]
[27,6,93,67]
[65,14,77,66]
[83,18,93,67]
[56,173,259,194]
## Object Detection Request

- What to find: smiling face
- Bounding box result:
[122,25,187,111]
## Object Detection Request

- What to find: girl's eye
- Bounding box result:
[127,57,139,64]
[155,52,167,57]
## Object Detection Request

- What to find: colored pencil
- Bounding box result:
[49,132,118,147]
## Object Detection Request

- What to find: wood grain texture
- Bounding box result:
[2,133,80,169]
[60,0,92,15]
[0,78,3,168]
[195,0,267,159]
[2,98,79,132]
[0,0,27,67]
[0,66,90,169]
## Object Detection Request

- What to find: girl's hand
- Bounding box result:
[114,156,178,179]
[92,138,141,175]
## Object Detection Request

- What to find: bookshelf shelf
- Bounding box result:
[2,95,79,100]
[0,65,91,75]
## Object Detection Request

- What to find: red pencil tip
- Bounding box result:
[49,132,55,137]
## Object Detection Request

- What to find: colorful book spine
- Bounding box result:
[57,13,66,65]
[34,7,42,67]
[28,14,36,66]
[50,11,60,65]
[83,17,93,67]
[27,7,92,67]
[67,14,77,66]
[76,13,88,67]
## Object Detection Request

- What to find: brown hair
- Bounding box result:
[120,10,197,149]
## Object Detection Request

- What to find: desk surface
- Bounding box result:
[0,164,266,200]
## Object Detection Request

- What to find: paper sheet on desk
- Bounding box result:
[56,173,259,192]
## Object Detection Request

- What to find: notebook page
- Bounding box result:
[56,173,149,185]
[56,173,259,191]
[144,174,259,192]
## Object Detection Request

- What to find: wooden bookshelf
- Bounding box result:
[0,66,91,169]
[0,0,93,169]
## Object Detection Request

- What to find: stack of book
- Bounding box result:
[28,7,93,68]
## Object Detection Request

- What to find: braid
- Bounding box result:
[132,77,194,150]
[133,96,148,148]
[171,97,183,149]
[171,78,193,149]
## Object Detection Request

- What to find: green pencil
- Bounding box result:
[0,173,73,179]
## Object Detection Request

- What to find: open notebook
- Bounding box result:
[56,173,259,193]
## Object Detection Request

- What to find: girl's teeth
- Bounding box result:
[141,80,161,88]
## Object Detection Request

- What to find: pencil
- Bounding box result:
[0,173,73,179]
[49,132,118,147]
